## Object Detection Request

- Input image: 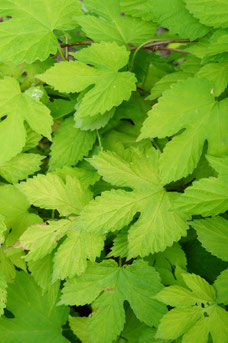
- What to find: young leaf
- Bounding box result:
[0,271,69,343]
[0,77,52,164]
[39,42,136,119]
[77,0,157,45]
[0,0,80,64]
[76,148,189,257]
[49,116,96,170]
[139,78,228,184]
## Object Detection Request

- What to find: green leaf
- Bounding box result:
[52,228,104,280]
[108,227,129,258]
[120,0,154,21]
[147,0,209,40]
[76,148,189,257]
[146,243,187,286]
[0,215,7,245]
[28,254,55,292]
[139,78,228,184]
[147,71,191,101]
[20,219,72,262]
[0,153,44,183]
[77,0,157,45]
[155,272,227,342]
[174,155,228,216]
[18,172,93,216]
[0,271,69,342]
[214,269,228,305]
[0,0,80,64]
[47,98,76,120]
[0,184,42,238]
[74,108,116,131]
[61,260,166,343]
[49,116,96,170]
[191,216,228,261]
[121,307,168,343]
[39,42,136,119]
[0,273,7,316]
[185,0,228,29]
[206,305,228,343]
[69,316,90,343]
[197,62,228,96]
[0,77,52,164]
[156,307,203,340]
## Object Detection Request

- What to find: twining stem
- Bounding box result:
[61,40,93,48]
[129,38,193,71]
[154,46,189,54]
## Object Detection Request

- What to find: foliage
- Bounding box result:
[0,0,227,342]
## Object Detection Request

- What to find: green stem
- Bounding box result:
[96,130,103,151]
[58,46,66,61]
[152,138,162,153]
[129,39,156,71]
[65,35,68,60]
[51,209,55,220]
[119,257,122,267]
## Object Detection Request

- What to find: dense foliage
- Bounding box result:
[0,0,228,342]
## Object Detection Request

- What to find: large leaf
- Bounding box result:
[139,78,228,184]
[185,0,228,29]
[77,0,157,45]
[0,271,69,343]
[0,77,52,164]
[76,147,189,257]
[61,259,166,343]
[147,0,209,40]
[39,42,136,119]
[155,272,228,342]
[0,0,80,64]
[18,173,93,216]
[0,153,44,183]
[197,62,228,96]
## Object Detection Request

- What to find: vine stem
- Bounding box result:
[58,46,67,61]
